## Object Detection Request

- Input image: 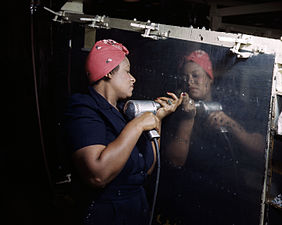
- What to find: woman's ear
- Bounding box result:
[210,78,214,85]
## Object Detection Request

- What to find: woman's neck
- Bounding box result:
[93,84,118,109]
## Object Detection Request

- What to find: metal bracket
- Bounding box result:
[130,19,169,40]
[230,35,253,58]
[56,173,72,185]
[44,7,109,29]
[80,15,109,29]
[44,6,68,24]
[218,34,265,58]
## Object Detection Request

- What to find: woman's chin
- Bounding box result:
[189,93,199,100]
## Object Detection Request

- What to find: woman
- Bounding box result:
[158,50,265,225]
[64,39,183,225]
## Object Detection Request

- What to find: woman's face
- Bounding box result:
[110,57,136,99]
[181,61,213,101]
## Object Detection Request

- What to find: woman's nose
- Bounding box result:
[130,74,136,83]
[188,76,194,85]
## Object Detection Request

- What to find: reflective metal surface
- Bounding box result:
[96,28,274,225]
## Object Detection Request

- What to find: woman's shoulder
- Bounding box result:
[64,92,101,118]
[68,92,98,108]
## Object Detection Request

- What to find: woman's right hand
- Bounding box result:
[133,111,160,132]
[181,92,196,118]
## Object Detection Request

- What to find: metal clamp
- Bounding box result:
[130,19,169,40]
[80,15,109,29]
[44,6,109,29]
[230,35,254,58]
[56,173,72,185]
[218,34,265,58]
[44,6,67,24]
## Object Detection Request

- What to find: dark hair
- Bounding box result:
[110,64,120,75]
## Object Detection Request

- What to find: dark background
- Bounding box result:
[7,0,282,224]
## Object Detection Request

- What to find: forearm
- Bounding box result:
[209,111,265,154]
[97,119,144,181]
[229,122,265,154]
[165,118,194,166]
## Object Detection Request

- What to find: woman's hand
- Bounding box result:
[207,111,265,153]
[207,111,233,131]
[133,111,160,132]
[155,92,184,120]
[180,92,196,119]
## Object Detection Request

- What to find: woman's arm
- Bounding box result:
[72,112,159,188]
[147,92,184,174]
[207,111,265,154]
[161,93,196,166]
[164,118,195,166]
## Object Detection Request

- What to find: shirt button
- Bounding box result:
[140,171,145,175]
[139,153,143,158]
[117,190,121,196]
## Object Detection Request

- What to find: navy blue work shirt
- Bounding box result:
[64,86,154,224]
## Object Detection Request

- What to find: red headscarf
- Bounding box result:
[85,39,129,83]
[182,50,214,80]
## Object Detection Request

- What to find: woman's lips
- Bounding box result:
[189,87,198,92]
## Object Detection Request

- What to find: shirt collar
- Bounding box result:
[88,86,127,122]
[88,86,112,110]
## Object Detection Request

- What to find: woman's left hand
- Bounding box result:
[207,111,234,131]
[155,92,183,120]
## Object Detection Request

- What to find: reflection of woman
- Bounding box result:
[158,50,265,225]
[64,39,183,225]
[166,50,264,166]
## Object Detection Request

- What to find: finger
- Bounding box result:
[209,111,217,117]
[166,92,178,100]
[207,113,217,125]
[188,98,194,106]
[155,97,172,108]
[182,92,192,103]
[156,97,171,102]
[177,93,184,105]
[155,97,170,105]
[182,94,189,104]
[211,114,222,127]
[157,97,175,106]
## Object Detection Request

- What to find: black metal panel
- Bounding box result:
[96,28,274,225]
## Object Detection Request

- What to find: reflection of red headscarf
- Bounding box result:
[183,50,214,80]
[85,39,129,83]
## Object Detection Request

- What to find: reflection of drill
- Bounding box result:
[123,100,227,134]
[195,101,228,133]
[194,101,222,115]
[123,100,223,118]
